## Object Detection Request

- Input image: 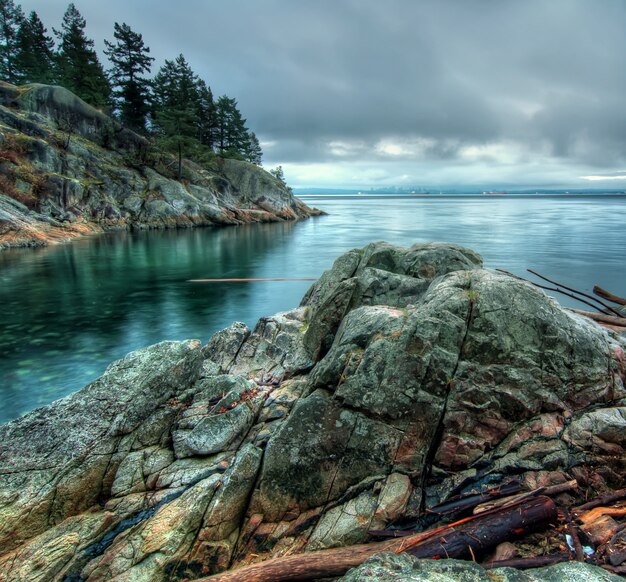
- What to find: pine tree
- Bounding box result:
[215,95,249,156]
[270,165,287,186]
[14,11,55,84]
[270,166,291,190]
[152,55,201,178]
[104,22,153,132]
[55,3,111,108]
[195,79,217,149]
[245,131,263,165]
[0,0,24,83]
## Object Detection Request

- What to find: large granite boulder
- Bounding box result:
[0,242,624,581]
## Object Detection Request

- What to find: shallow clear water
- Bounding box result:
[1,194,625,423]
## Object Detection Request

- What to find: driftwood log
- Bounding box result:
[473,480,578,514]
[425,480,522,515]
[594,285,626,306]
[527,269,624,317]
[204,496,557,582]
[569,309,626,328]
[495,269,616,315]
[495,269,626,323]
[575,489,626,512]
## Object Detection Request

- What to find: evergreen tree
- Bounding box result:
[270,165,287,186]
[55,4,111,108]
[195,78,217,149]
[0,0,24,83]
[14,11,55,84]
[152,54,199,114]
[104,22,153,132]
[215,95,249,155]
[151,53,261,168]
[245,131,263,165]
[270,165,291,190]
[152,55,200,178]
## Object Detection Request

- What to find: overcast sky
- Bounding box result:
[19,0,626,189]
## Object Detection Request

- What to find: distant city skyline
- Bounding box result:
[19,0,626,189]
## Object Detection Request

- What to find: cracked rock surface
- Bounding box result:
[1,241,625,581]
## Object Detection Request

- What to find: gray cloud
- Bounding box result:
[20,0,626,188]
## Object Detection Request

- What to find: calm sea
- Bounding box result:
[1,194,625,423]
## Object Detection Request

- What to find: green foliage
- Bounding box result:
[152,54,201,178]
[104,22,153,132]
[270,165,286,184]
[14,11,55,84]
[195,78,217,149]
[0,0,24,83]
[55,3,111,109]
[270,166,292,191]
[245,131,263,165]
[3,6,265,172]
[215,95,248,154]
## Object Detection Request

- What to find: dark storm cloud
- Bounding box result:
[19,0,626,187]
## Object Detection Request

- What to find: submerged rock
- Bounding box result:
[0,242,624,580]
[0,82,321,250]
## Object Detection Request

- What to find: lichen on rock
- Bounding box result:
[0,241,625,580]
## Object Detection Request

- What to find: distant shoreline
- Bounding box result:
[298,192,626,199]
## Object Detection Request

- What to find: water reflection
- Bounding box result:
[0,221,313,421]
[1,195,625,423]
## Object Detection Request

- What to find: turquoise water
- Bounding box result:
[1,194,625,423]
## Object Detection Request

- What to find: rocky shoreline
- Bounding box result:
[1,242,625,581]
[0,82,322,250]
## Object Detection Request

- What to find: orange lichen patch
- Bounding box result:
[232,208,278,223]
[216,388,263,414]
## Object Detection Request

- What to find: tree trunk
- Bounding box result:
[203,496,557,582]
[593,285,626,306]
[178,141,182,180]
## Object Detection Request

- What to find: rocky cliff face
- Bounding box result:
[0,242,624,581]
[0,82,321,250]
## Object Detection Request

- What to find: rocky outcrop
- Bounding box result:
[0,242,625,581]
[0,193,102,248]
[0,82,321,250]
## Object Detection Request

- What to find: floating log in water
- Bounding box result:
[203,496,557,582]
[188,277,317,283]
